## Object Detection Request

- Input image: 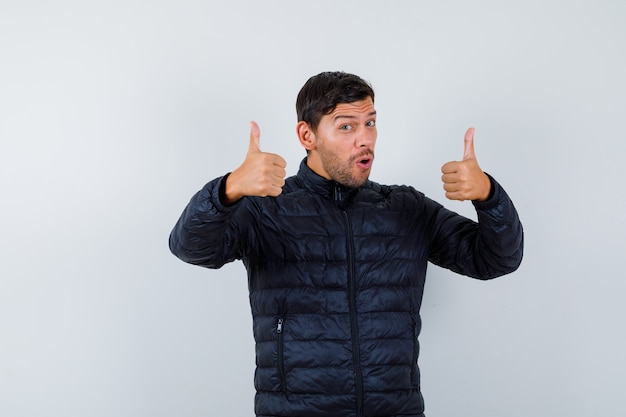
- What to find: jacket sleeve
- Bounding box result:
[169,174,254,269]
[426,174,524,280]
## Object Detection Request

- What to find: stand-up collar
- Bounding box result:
[295,158,360,208]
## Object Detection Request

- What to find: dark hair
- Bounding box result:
[296,71,375,131]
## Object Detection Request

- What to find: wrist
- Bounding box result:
[474,173,493,202]
[219,173,243,206]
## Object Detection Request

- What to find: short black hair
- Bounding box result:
[296,71,375,131]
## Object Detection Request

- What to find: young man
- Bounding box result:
[169,71,524,417]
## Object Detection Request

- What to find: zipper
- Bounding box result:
[277,318,287,395]
[411,315,420,388]
[340,202,363,417]
[334,183,343,204]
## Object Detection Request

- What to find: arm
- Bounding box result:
[428,128,524,278]
[169,174,248,268]
[427,174,524,279]
[169,121,287,268]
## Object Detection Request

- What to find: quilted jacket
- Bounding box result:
[169,158,524,417]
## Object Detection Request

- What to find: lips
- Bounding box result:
[355,153,373,169]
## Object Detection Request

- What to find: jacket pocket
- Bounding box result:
[276,317,287,395]
[410,315,420,388]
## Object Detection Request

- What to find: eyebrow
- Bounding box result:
[333,111,377,121]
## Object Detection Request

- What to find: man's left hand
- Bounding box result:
[441,127,491,202]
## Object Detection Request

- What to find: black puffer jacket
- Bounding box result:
[169,159,524,417]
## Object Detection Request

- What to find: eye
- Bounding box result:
[366,120,376,127]
[340,124,352,131]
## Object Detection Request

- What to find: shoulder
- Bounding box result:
[282,174,302,194]
[365,179,425,199]
[358,180,433,210]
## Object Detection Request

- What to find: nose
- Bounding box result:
[356,125,377,148]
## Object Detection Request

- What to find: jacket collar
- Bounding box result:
[296,158,360,208]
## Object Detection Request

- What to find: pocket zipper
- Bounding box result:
[277,318,287,395]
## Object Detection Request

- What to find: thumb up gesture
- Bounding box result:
[441,128,492,202]
[223,121,287,204]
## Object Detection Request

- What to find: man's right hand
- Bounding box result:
[223,121,287,204]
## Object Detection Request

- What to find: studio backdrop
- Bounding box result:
[1,1,625,416]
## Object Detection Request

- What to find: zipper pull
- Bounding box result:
[334,183,346,208]
[277,318,284,334]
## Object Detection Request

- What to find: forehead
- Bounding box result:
[327,98,376,118]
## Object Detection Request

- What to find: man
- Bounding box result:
[169,71,523,417]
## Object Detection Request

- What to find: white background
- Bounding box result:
[1,1,625,416]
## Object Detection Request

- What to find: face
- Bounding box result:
[301,98,377,188]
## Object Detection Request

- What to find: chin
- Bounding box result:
[350,176,370,188]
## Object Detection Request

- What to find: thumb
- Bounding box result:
[463,127,476,160]
[248,121,261,153]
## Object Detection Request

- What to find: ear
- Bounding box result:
[297,121,316,151]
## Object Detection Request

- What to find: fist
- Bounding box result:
[224,121,287,204]
[441,127,491,202]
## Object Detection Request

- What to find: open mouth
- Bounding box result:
[356,155,373,169]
